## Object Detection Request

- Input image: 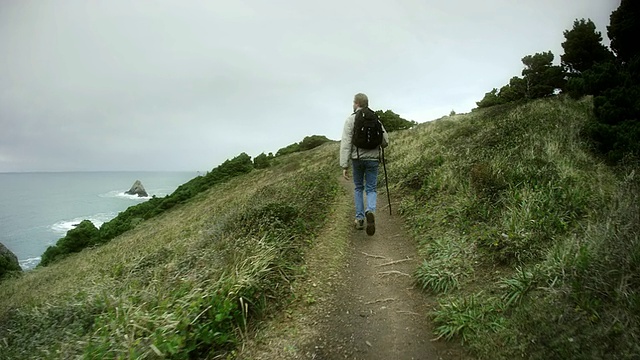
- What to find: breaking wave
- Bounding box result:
[99,190,153,200]
[50,212,118,234]
[19,257,41,270]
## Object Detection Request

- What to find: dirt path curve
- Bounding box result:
[301,178,469,360]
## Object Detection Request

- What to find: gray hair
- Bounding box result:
[354,93,369,108]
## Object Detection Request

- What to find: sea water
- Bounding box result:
[0,171,197,270]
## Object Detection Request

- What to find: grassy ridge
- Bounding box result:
[0,145,339,359]
[1,96,638,359]
[387,96,639,359]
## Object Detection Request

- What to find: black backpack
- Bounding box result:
[352,107,383,150]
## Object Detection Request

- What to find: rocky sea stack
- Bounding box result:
[125,180,149,197]
[0,242,21,279]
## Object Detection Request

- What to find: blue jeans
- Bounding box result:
[352,159,379,220]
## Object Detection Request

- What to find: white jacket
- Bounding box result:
[339,108,389,169]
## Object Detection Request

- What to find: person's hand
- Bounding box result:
[342,168,349,180]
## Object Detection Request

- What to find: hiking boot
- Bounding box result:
[354,218,364,230]
[365,211,375,236]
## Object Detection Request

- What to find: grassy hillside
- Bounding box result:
[0,148,340,359]
[385,96,639,359]
[1,96,638,359]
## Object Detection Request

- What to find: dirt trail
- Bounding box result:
[240,177,471,360]
[301,178,469,360]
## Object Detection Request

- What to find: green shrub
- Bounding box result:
[57,220,100,253]
[276,143,300,157]
[589,84,640,162]
[298,135,332,151]
[375,110,417,131]
[253,152,272,169]
[415,260,460,294]
[499,267,538,308]
[0,246,22,279]
[433,293,504,343]
[40,220,100,266]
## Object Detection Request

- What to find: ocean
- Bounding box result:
[0,171,197,270]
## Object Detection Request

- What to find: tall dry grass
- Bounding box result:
[0,144,340,359]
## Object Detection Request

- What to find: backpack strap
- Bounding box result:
[351,110,361,160]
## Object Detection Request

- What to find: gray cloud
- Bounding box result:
[0,0,619,171]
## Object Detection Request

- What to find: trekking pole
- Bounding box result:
[381,146,392,216]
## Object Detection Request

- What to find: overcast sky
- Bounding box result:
[0,0,619,172]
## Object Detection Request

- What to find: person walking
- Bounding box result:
[340,93,389,236]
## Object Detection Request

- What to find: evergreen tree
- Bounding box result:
[561,18,614,73]
[499,76,527,102]
[586,0,640,161]
[375,110,417,132]
[607,0,640,63]
[476,88,504,109]
[521,51,566,99]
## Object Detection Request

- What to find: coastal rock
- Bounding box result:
[125,180,149,197]
[0,242,22,278]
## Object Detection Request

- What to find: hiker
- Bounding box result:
[340,93,389,236]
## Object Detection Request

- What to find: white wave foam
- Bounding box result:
[50,212,117,234]
[19,256,41,270]
[99,190,152,200]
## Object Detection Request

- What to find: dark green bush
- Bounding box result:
[253,152,272,169]
[588,82,640,162]
[375,110,417,132]
[298,135,332,151]
[40,220,100,266]
[0,244,22,279]
[276,143,300,157]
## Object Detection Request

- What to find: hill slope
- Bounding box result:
[385,97,639,359]
[1,96,638,359]
[0,149,341,359]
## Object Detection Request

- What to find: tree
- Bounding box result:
[475,53,563,109]
[499,76,527,102]
[561,18,614,74]
[375,110,417,132]
[253,152,272,169]
[565,60,620,99]
[584,0,640,162]
[476,88,504,108]
[607,0,640,63]
[521,51,566,99]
